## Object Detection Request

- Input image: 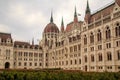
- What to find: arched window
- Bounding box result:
[0,49,1,55]
[90,32,94,43]
[106,27,111,39]
[91,55,94,62]
[97,30,102,41]
[24,62,27,66]
[70,60,72,65]
[117,50,120,60]
[75,59,77,65]
[79,59,81,64]
[107,52,112,61]
[6,49,10,56]
[98,53,103,61]
[18,62,21,66]
[29,63,32,66]
[115,23,120,37]
[66,61,68,65]
[85,56,87,63]
[84,35,87,45]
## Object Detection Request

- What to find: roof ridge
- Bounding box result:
[92,0,115,15]
[0,32,11,35]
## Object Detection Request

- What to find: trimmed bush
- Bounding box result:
[0,70,120,80]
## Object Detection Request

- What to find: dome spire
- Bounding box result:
[50,11,53,23]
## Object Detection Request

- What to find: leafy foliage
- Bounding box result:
[0,70,120,80]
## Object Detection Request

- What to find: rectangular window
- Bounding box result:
[66,61,68,65]
[78,44,81,50]
[84,48,87,52]
[70,47,73,53]
[35,63,37,66]
[29,63,32,66]
[90,47,94,51]
[98,45,102,50]
[39,63,42,66]
[116,41,120,47]
[19,62,21,66]
[106,43,111,49]
[109,43,111,48]
[74,45,77,52]
[24,62,27,66]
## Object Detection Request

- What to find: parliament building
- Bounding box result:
[0,0,120,72]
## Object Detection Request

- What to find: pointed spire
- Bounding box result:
[50,11,53,23]
[86,0,91,14]
[61,17,64,26]
[61,17,64,32]
[74,6,77,17]
[32,37,34,45]
[74,6,78,23]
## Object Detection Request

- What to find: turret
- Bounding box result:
[84,0,91,23]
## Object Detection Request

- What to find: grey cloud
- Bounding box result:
[0,0,114,44]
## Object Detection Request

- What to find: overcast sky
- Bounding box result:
[0,0,114,44]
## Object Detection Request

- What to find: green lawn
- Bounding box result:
[0,70,120,80]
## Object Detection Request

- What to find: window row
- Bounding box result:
[69,35,81,43]
[15,52,42,57]
[70,44,81,53]
[53,59,81,66]
[18,62,42,66]
[84,51,120,63]
[84,24,120,45]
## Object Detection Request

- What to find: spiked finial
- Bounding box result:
[86,0,91,14]
[61,17,64,26]
[61,17,64,32]
[50,11,53,23]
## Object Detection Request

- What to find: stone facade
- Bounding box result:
[41,0,120,72]
[0,0,120,72]
[0,33,14,69]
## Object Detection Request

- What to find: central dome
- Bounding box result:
[44,22,59,33]
[43,12,59,33]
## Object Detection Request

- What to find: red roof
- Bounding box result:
[66,22,73,32]
[0,32,12,40]
[44,22,59,33]
[14,41,42,50]
[66,21,83,32]
[89,2,115,23]
[14,41,30,46]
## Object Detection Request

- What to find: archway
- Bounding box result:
[5,62,10,69]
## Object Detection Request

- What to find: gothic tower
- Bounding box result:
[84,0,91,23]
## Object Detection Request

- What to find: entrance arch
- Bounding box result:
[5,62,10,69]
